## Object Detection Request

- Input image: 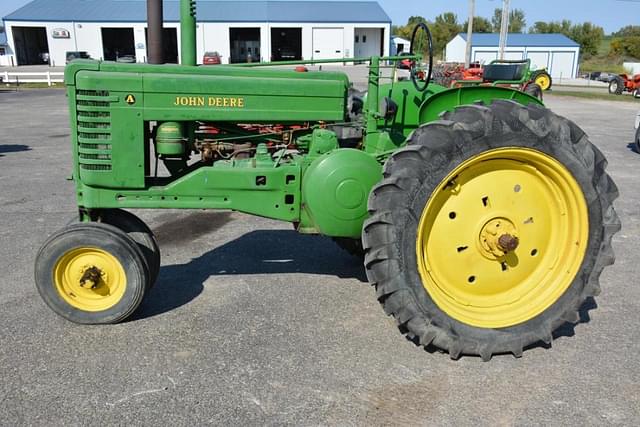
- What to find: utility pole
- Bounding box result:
[498,0,510,60]
[464,0,475,68]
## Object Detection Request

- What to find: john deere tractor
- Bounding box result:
[35,1,620,360]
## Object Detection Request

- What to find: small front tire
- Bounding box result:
[35,222,149,324]
[99,209,161,287]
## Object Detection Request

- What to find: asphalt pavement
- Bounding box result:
[0,87,638,425]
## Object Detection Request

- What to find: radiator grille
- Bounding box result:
[76,90,113,171]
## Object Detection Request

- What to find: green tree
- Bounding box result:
[569,22,604,58]
[528,20,603,59]
[612,25,640,37]
[610,36,640,59]
[529,20,572,34]
[392,16,426,42]
[492,8,526,33]
[431,13,462,57]
[462,17,493,33]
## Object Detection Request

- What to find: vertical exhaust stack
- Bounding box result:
[147,0,164,64]
[180,0,197,65]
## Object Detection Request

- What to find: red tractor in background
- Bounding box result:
[608,73,640,97]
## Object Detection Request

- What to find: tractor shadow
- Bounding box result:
[134,228,366,320]
[625,142,639,154]
[0,144,31,158]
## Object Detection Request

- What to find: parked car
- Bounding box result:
[66,51,91,64]
[597,72,615,83]
[278,48,297,60]
[203,51,222,65]
[116,55,136,63]
[635,110,640,152]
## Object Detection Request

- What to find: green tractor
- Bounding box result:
[35,2,619,360]
[443,59,553,100]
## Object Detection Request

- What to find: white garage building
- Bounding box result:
[446,33,580,79]
[2,0,391,66]
[0,31,10,66]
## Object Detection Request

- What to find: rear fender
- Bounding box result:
[418,86,543,124]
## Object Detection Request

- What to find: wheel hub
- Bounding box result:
[78,265,106,289]
[479,218,519,258]
[54,247,126,312]
[415,148,589,328]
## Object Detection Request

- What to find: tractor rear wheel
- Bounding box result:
[363,101,620,360]
[609,76,624,95]
[524,83,543,100]
[35,222,149,324]
[532,71,552,91]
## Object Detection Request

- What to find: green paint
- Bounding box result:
[156,121,185,156]
[180,0,197,66]
[64,15,544,239]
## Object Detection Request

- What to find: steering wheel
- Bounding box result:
[409,23,433,92]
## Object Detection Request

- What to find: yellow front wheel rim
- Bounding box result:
[416,148,588,328]
[535,74,550,90]
[54,247,127,312]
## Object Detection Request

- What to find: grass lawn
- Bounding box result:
[547,89,638,103]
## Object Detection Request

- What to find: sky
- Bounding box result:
[0,0,637,34]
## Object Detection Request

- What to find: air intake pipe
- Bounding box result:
[180,0,197,65]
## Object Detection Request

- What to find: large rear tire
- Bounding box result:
[363,101,620,360]
[609,77,624,95]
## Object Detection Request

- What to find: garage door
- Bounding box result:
[474,50,497,65]
[550,52,575,78]
[527,52,549,71]
[312,28,344,60]
[503,51,523,60]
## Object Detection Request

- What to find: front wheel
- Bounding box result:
[35,223,149,324]
[99,209,161,287]
[532,71,552,91]
[363,101,620,360]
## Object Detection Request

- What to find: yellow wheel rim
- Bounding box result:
[54,247,127,312]
[416,148,588,328]
[535,74,550,91]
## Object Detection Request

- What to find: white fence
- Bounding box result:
[1,71,64,86]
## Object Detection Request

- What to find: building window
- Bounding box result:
[0,47,5,56]
[355,35,359,43]
[363,35,367,43]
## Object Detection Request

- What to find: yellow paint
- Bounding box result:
[535,73,551,91]
[54,247,127,312]
[415,148,588,328]
[173,96,245,107]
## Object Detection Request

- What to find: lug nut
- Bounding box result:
[498,234,519,252]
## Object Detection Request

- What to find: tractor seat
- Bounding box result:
[347,88,365,120]
[483,63,527,82]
